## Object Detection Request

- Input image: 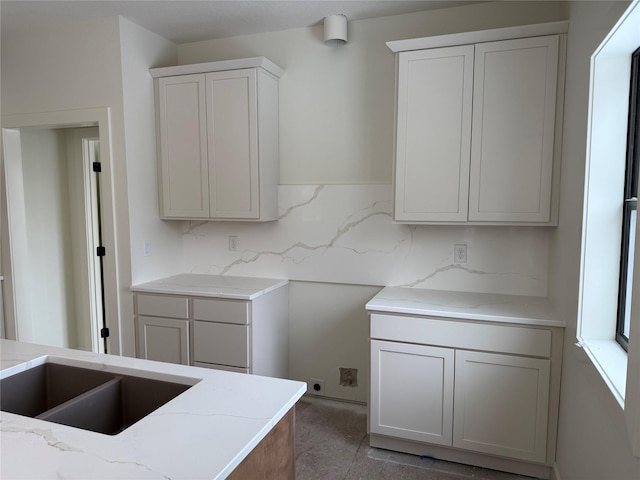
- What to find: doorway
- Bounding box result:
[1,108,119,354]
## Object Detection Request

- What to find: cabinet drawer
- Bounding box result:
[193,298,249,324]
[136,294,188,319]
[193,321,249,368]
[371,314,551,358]
[194,361,249,374]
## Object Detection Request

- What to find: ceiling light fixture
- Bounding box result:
[324,14,348,46]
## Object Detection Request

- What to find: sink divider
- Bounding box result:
[37,376,124,435]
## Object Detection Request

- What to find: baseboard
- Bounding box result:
[370,434,552,479]
[551,463,562,480]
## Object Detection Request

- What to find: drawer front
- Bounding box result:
[193,298,249,325]
[136,294,188,319]
[371,314,551,358]
[193,321,249,368]
[194,361,249,374]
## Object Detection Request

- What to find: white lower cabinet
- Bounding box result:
[369,312,562,479]
[193,321,250,369]
[370,340,454,446]
[137,316,190,366]
[453,350,550,463]
[136,294,190,365]
[134,284,288,378]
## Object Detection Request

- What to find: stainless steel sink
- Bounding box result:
[1,359,194,435]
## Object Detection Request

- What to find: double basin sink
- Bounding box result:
[0,358,196,435]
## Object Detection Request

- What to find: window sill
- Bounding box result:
[577,338,628,408]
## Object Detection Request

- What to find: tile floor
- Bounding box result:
[295,396,532,480]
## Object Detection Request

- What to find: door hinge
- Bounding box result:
[93,161,102,173]
[96,246,106,257]
[100,327,110,338]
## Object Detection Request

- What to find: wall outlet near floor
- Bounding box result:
[309,378,325,396]
[454,244,467,263]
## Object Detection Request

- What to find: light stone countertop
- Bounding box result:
[131,274,289,300]
[366,286,564,327]
[0,339,306,479]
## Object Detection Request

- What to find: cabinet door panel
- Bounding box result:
[370,340,454,445]
[395,46,473,222]
[137,316,190,365]
[194,321,249,368]
[469,35,559,222]
[453,350,550,463]
[206,69,259,219]
[157,74,209,218]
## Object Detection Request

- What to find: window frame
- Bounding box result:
[617,46,640,352]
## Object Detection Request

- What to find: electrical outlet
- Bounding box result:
[454,244,467,263]
[143,240,152,257]
[308,378,325,396]
[228,235,239,252]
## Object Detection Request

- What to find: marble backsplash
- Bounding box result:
[181,185,549,297]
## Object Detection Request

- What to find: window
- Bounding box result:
[617,47,640,352]
[580,0,640,456]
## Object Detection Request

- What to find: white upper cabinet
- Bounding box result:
[395,46,473,222]
[157,74,209,218]
[469,36,559,222]
[151,57,283,221]
[389,23,567,225]
[206,69,259,219]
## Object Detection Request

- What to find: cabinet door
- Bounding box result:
[157,74,209,218]
[137,316,190,365]
[469,35,559,222]
[370,340,454,445]
[453,350,550,463]
[206,69,259,219]
[394,46,473,222]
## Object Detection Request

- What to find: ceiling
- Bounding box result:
[1,0,483,44]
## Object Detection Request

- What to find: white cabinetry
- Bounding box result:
[453,350,550,462]
[193,297,251,373]
[136,294,190,365]
[394,46,473,222]
[133,278,289,378]
[390,23,567,225]
[370,340,454,446]
[151,57,283,221]
[367,293,564,479]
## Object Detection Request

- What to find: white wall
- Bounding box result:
[1,17,134,355]
[178,1,567,185]
[20,129,76,348]
[118,19,183,285]
[2,17,183,356]
[289,281,380,402]
[548,1,640,478]
[176,1,568,401]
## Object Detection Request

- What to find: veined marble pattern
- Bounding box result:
[1,340,305,480]
[182,185,549,297]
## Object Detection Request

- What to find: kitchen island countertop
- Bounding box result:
[0,339,306,479]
